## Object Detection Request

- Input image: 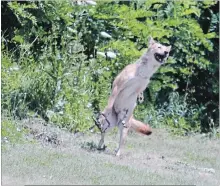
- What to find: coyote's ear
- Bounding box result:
[167,45,171,52]
[148,36,155,46]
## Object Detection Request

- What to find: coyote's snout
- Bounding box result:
[95,37,171,156]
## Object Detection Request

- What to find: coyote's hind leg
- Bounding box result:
[96,108,117,150]
[117,109,129,128]
[115,121,131,156]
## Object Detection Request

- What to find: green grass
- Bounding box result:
[2,119,220,186]
[1,118,29,144]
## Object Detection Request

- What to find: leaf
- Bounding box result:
[182,6,201,17]
[205,32,218,39]
[179,68,192,75]
[12,35,24,44]
[159,66,177,74]
[165,83,178,90]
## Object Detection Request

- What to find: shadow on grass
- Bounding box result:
[80,141,116,156]
[80,141,104,151]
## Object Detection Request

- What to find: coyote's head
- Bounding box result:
[142,37,171,65]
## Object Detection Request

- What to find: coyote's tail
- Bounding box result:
[130,117,152,135]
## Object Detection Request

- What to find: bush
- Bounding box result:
[1,0,219,134]
[135,92,201,135]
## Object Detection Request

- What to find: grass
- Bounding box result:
[1,118,220,185]
[1,117,29,144]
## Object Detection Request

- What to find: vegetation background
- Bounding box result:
[1,0,219,137]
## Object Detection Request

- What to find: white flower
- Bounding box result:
[56,80,61,92]
[87,103,92,108]
[9,67,20,71]
[100,31,112,38]
[97,51,117,59]
[76,1,83,5]
[85,0,97,6]
[67,27,77,33]
[57,54,61,59]
[97,52,106,57]
[106,51,116,59]
[58,111,64,115]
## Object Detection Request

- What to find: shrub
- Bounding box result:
[1,0,219,133]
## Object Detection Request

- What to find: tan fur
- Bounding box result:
[96,37,171,156]
[130,116,152,135]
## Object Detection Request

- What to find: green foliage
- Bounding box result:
[135,92,201,135]
[92,0,219,131]
[1,50,25,117]
[1,0,219,134]
[2,32,96,132]
[1,117,29,144]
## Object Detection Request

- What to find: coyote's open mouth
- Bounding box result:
[154,53,167,63]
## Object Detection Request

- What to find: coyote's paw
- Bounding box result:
[138,92,144,103]
[97,144,107,151]
[116,152,121,157]
[115,148,121,157]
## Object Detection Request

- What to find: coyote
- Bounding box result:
[94,37,171,156]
